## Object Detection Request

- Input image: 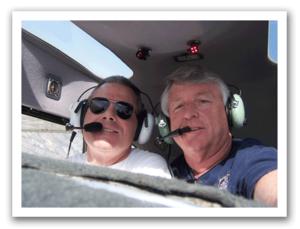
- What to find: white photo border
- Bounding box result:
[12,10,287,217]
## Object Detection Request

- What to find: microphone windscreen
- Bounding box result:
[83,122,103,132]
[178,126,192,135]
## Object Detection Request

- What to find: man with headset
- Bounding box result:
[69,76,171,179]
[160,65,277,206]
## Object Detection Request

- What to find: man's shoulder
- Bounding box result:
[232,138,277,157]
[127,148,171,178]
[228,138,277,172]
[130,148,165,161]
[233,137,262,147]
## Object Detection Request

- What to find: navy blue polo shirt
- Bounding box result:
[171,138,277,199]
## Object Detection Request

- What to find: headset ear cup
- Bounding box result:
[137,113,154,144]
[228,94,246,128]
[69,100,87,130]
[156,113,173,144]
[134,110,146,141]
[79,101,88,128]
[69,101,82,129]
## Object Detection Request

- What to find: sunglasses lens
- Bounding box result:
[89,98,134,120]
[89,98,109,114]
[116,102,133,119]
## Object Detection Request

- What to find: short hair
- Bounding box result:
[89,76,143,113]
[160,65,230,117]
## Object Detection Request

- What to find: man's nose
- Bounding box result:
[183,103,198,120]
[101,104,116,121]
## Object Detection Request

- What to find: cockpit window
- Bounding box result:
[22,21,133,79]
[268,21,278,64]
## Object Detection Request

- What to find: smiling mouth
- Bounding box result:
[190,127,203,131]
[181,127,204,132]
[182,127,204,135]
[103,128,119,134]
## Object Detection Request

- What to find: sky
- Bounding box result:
[268,20,278,63]
[22,20,133,79]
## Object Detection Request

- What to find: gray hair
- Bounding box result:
[89,75,143,113]
[160,65,230,117]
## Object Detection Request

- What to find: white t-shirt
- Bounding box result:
[69,148,172,179]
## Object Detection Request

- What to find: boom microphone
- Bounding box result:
[66,122,103,158]
[83,122,103,132]
[65,122,103,132]
[155,126,201,145]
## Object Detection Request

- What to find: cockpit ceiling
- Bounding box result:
[72,20,268,60]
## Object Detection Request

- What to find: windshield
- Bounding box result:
[22,20,133,79]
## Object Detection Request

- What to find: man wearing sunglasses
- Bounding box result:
[70,76,171,179]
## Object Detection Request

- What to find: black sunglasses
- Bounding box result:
[88,97,134,120]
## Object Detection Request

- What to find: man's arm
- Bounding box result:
[253,170,277,206]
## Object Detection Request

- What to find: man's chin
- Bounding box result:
[92,139,115,149]
[178,137,204,150]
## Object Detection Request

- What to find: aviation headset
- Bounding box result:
[156,84,246,144]
[68,76,154,145]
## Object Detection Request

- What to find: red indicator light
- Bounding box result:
[187,44,199,54]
